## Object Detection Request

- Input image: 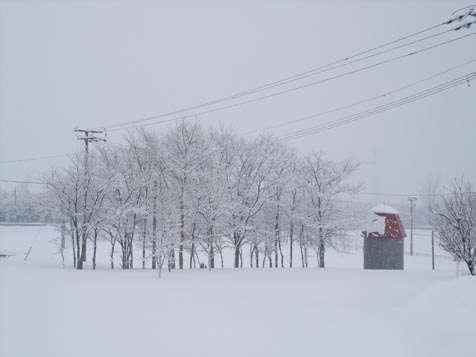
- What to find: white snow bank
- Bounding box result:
[0,225,61,266]
[404,275,476,313]
[396,275,476,356]
[0,265,466,357]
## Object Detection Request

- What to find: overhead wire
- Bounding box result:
[242,57,476,135]
[276,72,475,141]
[3,14,474,164]
[0,179,45,185]
[107,30,476,133]
[3,47,475,164]
[102,19,474,132]
[279,77,474,141]
[0,153,72,164]
[450,4,475,16]
[219,26,456,96]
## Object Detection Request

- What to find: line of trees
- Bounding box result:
[0,185,53,223]
[42,122,361,272]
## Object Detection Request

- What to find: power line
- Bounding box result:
[0,179,45,185]
[278,75,474,141]
[100,140,128,149]
[3,19,474,164]
[221,26,456,97]
[3,58,474,165]
[276,72,475,141]
[243,58,476,136]
[450,4,475,16]
[0,140,121,165]
[101,17,475,131]
[104,23,451,130]
[0,153,72,164]
[107,30,476,133]
[71,62,476,155]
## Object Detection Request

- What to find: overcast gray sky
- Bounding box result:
[1,0,475,197]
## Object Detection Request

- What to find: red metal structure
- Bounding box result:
[366,205,406,239]
[364,204,406,270]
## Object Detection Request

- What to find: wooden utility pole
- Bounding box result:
[408,196,418,256]
[74,128,106,266]
[74,128,106,170]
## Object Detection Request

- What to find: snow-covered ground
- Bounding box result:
[1,225,474,357]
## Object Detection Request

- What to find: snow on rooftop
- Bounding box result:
[367,214,387,235]
[369,204,399,215]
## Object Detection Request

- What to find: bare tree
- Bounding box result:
[432,179,476,275]
[226,136,274,268]
[40,124,366,273]
[300,153,360,268]
[165,121,204,269]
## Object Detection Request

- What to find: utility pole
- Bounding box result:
[74,128,106,266]
[408,196,418,256]
[74,128,106,171]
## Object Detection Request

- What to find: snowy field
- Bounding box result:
[1,224,475,357]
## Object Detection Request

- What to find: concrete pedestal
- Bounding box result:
[364,237,404,270]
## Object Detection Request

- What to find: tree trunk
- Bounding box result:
[299,224,305,268]
[289,221,294,268]
[81,237,87,263]
[158,253,164,279]
[92,228,98,270]
[190,222,196,269]
[129,237,134,269]
[278,240,284,268]
[195,250,201,269]
[75,225,81,269]
[179,192,185,269]
[142,219,147,270]
[190,242,195,269]
[110,242,115,270]
[219,248,224,269]
[152,240,157,270]
[78,234,87,270]
[289,191,296,268]
[317,206,324,268]
[152,180,158,270]
[168,246,175,270]
[208,225,214,270]
[274,204,280,268]
[234,244,241,269]
[71,228,76,269]
[168,247,176,271]
[318,234,325,268]
[250,246,254,268]
[467,260,475,275]
[121,241,128,269]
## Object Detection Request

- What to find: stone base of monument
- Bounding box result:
[364,236,404,270]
